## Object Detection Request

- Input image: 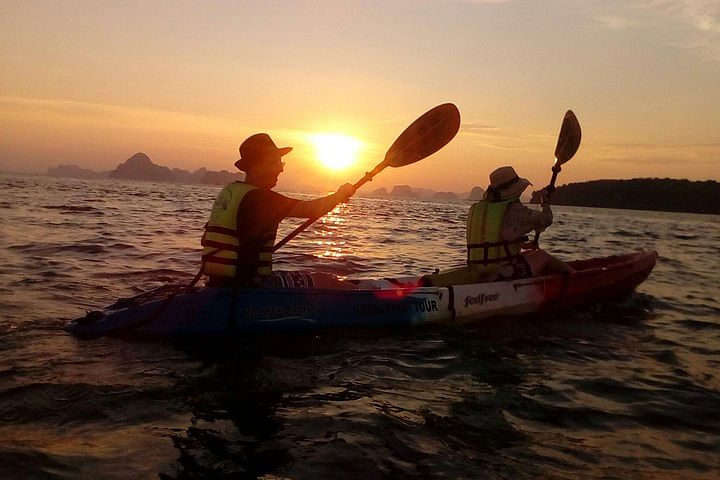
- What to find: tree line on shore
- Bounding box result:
[530,178,720,214]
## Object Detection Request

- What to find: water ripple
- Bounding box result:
[0,174,718,478]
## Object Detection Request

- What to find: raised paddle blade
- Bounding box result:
[383,103,461,168]
[554,110,581,166]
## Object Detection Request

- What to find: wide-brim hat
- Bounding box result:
[488,166,532,200]
[234,133,292,171]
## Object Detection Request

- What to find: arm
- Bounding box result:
[502,201,553,242]
[287,183,353,218]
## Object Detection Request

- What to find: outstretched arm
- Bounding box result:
[288,183,354,218]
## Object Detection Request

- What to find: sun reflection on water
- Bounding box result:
[310,204,352,259]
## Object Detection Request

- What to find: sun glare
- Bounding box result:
[310,133,361,170]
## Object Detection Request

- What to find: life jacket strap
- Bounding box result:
[202,254,272,268]
[202,239,241,252]
[467,236,527,265]
[204,225,238,236]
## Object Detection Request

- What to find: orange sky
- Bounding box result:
[1,1,718,193]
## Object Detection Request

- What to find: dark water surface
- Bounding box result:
[1,174,718,479]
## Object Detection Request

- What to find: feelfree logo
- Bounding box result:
[464,292,499,308]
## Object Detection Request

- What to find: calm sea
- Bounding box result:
[1,173,718,479]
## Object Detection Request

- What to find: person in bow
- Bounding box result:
[420,166,572,286]
[201,133,355,288]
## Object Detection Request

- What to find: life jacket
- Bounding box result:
[201,182,274,278]
[466,199,524,274]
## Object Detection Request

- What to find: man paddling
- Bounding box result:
[420,166,572,286]
[201,133,354,288]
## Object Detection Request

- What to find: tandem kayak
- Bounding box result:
[64,250,658,337]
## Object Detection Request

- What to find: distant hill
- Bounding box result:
[432,191,459,201]
[110,153,173,181]
[389,185,416,198]
[47,153,243,186]
[466,186,485,200]
[530,178,720,214]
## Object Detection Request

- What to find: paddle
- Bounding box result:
[273,103,462,251]
[533,109,581,248]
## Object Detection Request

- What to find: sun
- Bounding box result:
[309,133,361,170]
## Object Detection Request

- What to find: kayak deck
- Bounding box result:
[65,250,658,337]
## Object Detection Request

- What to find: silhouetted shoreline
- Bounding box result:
[44,155,486,200]
[41,158,719,214]
[47,153,243,186]
[530,178,720,215]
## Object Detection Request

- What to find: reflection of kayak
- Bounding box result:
[65,250,658,337]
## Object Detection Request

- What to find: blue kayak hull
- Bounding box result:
[67,285,449,336]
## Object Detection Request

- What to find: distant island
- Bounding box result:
[366,185,484,201]
[530,178,720,215]
[47,155,484,200]
[46,156,718,214]
[48,153,242,186]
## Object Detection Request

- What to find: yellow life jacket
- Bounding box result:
[466,199,523,275]
[201,182,274,278]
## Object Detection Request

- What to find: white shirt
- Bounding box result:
[502,201,553,242]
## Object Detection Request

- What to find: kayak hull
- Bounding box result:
[65,250,658,337]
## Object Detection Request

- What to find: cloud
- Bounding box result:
[460,122,501,135]
[435,0,516,3]
[593,14,639,30]
[459,123,528,151]
[590,141,720,168]
[590,0,720,60]
[0,95,248,138]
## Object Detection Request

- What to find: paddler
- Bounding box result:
[420,166,573,286]
[201,133,355,288]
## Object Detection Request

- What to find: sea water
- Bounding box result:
[0,173,718,479]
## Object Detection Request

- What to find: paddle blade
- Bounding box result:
[554,110,582,166]
[384,103,461,168]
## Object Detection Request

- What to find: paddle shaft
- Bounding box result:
[349,161,388,194]
[546,164,561,196]
[272,161,387,252]
[532,165,562,248]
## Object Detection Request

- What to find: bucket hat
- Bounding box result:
[487,166,532,200]
[234,133,292,171]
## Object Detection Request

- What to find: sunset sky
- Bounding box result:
[1,0,718,193]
